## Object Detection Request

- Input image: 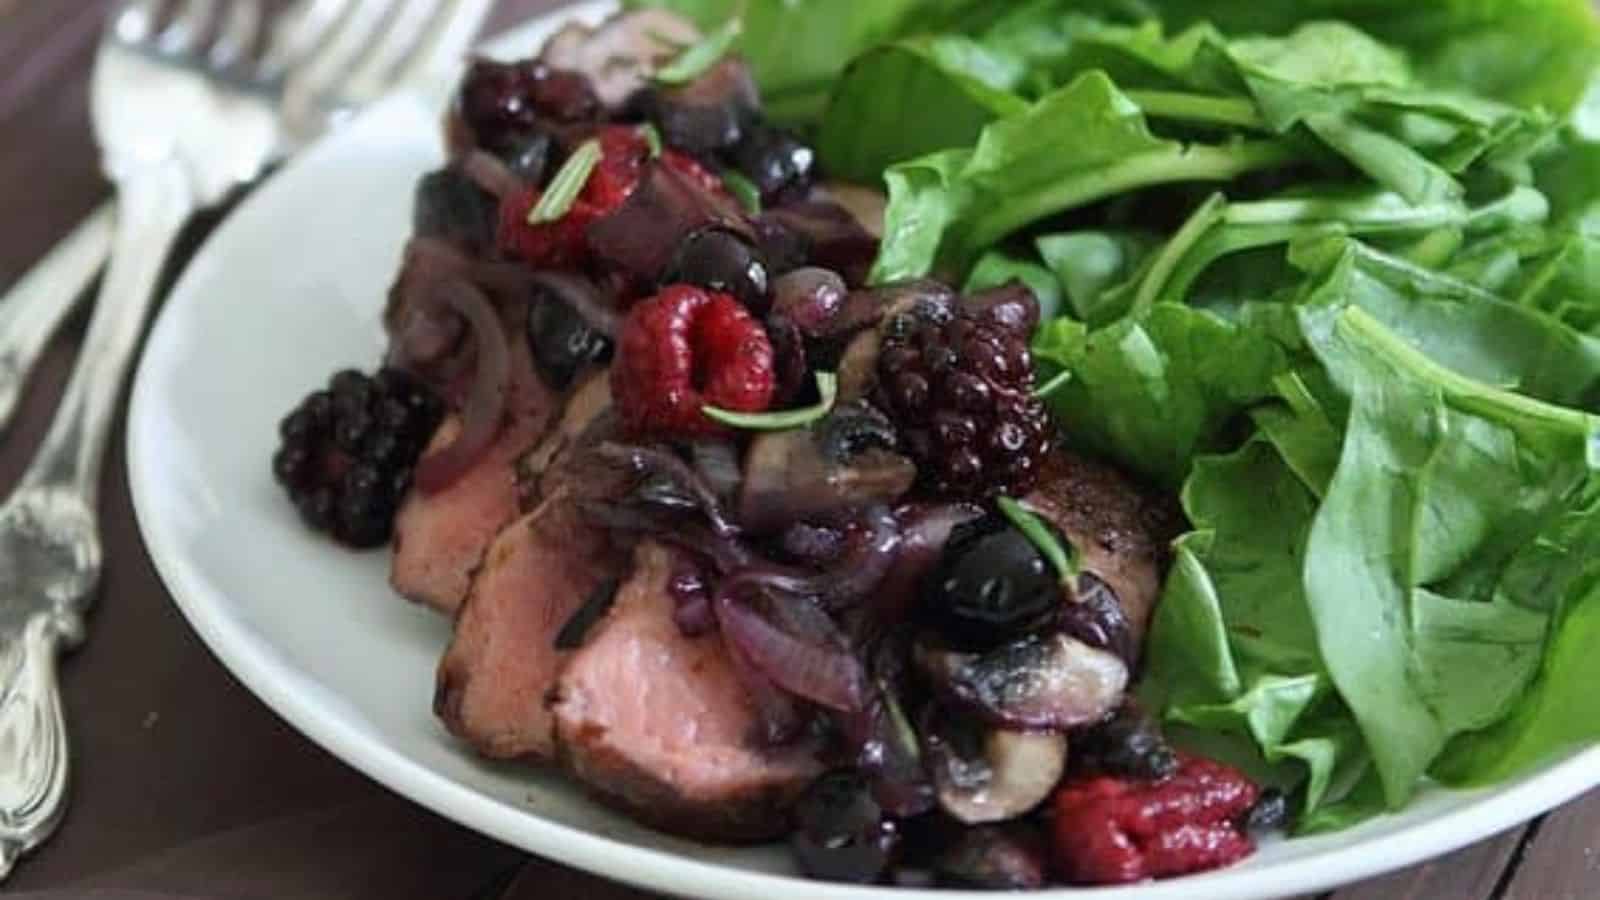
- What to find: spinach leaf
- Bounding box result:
[1298,305,1598,805]
[1032,302,1287,487]
[1035,229,1162,324]
[817,38,1027,184]
[871,72,1297,282]
[625,0,927,121]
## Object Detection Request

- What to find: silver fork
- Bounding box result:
[0,0,491,436]
[0,0,489,879]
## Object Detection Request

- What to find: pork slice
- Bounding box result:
[390,318,557,615]
[1023,450,1178,647]
[434,492,621,760]
[515,367,614,508]
[553,540,824,843]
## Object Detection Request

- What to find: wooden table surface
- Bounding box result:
[1,2,1596,898]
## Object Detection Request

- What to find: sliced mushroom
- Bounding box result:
[925,711,1067,824]
[539,9,701,107]
[738,402,915,533]
[915,632,1129,731]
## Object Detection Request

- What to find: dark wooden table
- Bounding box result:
[1,2,1595,898]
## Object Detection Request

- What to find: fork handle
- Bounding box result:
[0,614,75,880]
[0,207,115,438]
[19,162,194,505]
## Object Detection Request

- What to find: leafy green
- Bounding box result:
[871,72,1297,282]
[1297,305,1598,804]
[1033,303,1287,487]
[624,0,928,121]
[625,0,1600,834]
[819,38,1027,185]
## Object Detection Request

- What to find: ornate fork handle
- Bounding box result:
[0,159,194,880]
[0,615,77,879]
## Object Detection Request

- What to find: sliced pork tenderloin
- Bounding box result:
[1023,450,1179,653]
[390,304,558,614]
[433,490,624,759]
[552,540,825,843]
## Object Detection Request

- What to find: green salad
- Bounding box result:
[627,0,1600,832]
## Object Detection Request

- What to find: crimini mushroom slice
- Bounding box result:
[926,713,1069,824]
[915,632,1129,730]
[737,402,915,533]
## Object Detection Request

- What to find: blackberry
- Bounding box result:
[456,58,598,156]
[873,304,1050,498]
[272,368,443,549]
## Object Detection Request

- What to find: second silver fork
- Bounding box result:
[0,0,491,435]
[0,0,489,880]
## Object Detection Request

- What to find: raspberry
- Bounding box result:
[1051,753,1259,885]
[272,369,444,548]
[612,285,775,437]
[497,125,726,269]
[873,302,1051,498]
[497,185,598,269]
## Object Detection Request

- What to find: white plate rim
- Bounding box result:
[125,4,1600,898]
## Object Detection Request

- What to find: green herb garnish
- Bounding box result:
[1032,369,1072,399]
[704,371,837,430]
[722,170,762,213]
[639,122,664,158]
[528,139,601,224]
[996,496,1076,581]
[653,18,742,85]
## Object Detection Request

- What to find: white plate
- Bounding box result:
[126,4,1600,898]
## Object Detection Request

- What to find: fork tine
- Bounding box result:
[157,0,220,57]
[257,0,355,81]
[271,0,398,136]
[112,0,169,45]
[208,0,264,69]
[383,0,493,89]
[333,0,449,106]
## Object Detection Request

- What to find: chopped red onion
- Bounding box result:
[413,279,510,493]
[461,149,526,199]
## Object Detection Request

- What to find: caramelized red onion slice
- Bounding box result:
[871,503,985,628]
[413,279,510,493]
[593,442,739,537]
[726,506,900,610]
[714,587,868,713]
[526,270,619,336]
[460,149,526,199]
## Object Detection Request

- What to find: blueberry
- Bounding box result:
[923,513,1061,648]
[664,228,770,312]
[791,770,900,884]
[526,293,611,389]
